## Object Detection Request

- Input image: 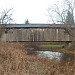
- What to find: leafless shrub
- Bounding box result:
[0,8,14,40]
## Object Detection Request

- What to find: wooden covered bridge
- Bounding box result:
[0,24,75,46]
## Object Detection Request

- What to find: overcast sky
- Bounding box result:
[0,0,62,24]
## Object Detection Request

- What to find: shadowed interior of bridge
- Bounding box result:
[10,41,73,51]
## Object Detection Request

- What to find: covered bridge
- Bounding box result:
[0,24,75,42]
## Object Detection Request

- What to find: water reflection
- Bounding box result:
[27,50,75,62]
[37,51,62,60]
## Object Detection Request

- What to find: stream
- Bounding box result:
[27,50,74,62]
[37,51,62,60]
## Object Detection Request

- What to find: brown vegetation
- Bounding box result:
[0,42,75,75]
[0,25,5,39]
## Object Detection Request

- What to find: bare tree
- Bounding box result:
[47,0,75,24]
[0,8,14,39]
[48,0,75,36]
[0,8,14,24]
[48,0,75,49]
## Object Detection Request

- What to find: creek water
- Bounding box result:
[37,51,62,60]
[27,50,74,62]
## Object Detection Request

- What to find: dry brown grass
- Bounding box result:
[0,42,75,75]
[67,42,75,51]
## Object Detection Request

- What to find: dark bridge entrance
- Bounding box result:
[8,41,73,51]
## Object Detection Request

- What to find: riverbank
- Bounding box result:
[38,44,75,54]
[0,42,75,75]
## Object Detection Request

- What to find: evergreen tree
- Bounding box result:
[25,19,29,24]
[65,11,74,25]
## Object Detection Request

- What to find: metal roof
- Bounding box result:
[0,24,75,29]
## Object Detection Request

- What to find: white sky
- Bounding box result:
[0,0,60,24]
[0,0,66,23]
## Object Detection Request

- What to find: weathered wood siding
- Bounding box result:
[1,28,75,41]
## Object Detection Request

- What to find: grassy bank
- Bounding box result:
[38,44,75,54]
[39,45,64,48]
[0,42,75,75]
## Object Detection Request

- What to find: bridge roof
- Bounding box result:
[0,24,75,29]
